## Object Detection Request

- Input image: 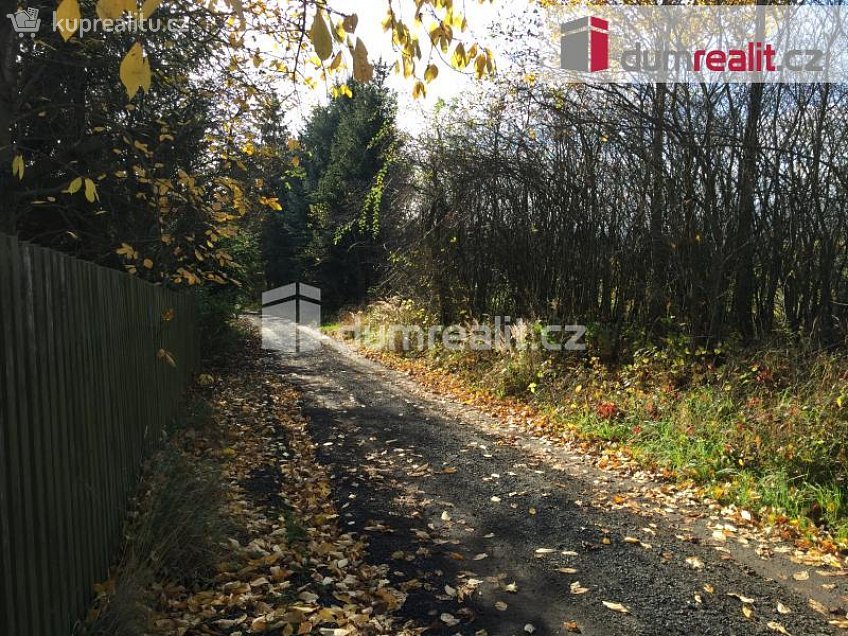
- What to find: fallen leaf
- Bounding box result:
[570,581,589,595]
[441,612,460,626]
[777,602,791,614]
[495,601,508,611]
[766,621,791,635]
[602,601,630,614]
[686,556,705,570]
[816,569,847,577]
[728,592,756,604]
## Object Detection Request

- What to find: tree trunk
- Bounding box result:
[648,83,668,332]
[732,6,765,342]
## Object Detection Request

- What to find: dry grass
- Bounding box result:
[79,396,236,635]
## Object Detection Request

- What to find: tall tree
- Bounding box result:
[265,79,399,313]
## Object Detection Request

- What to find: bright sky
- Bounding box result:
[288,0,535,134]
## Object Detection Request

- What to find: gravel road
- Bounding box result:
[276,337,839,636]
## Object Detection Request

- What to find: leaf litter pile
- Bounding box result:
[89,343,417,635]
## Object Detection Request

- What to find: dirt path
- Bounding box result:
[277,336,839,636]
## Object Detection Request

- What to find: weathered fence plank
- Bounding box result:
[0,233,199,634]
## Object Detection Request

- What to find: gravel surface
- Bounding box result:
[277,338,838,636]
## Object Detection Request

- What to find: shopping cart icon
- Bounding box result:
[7,8,40,37]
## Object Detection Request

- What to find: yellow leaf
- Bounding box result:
[332,19,346,43]
[56,0,81,41]
[309,10,333,61]
[352,38,373,83]
[142,258,153,269]
[84,179,98,203]
[412,80,426,100]
[328,51,343,72]
[116,243,137,259]
[11,155,24,180]
[451,43,467,69]
[424,64,439,83]
[65,177,83,194]
[259,196,282,211]
[120,42,151,99]
[335,83,353,99]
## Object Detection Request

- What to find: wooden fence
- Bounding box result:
[0,233,200,635]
